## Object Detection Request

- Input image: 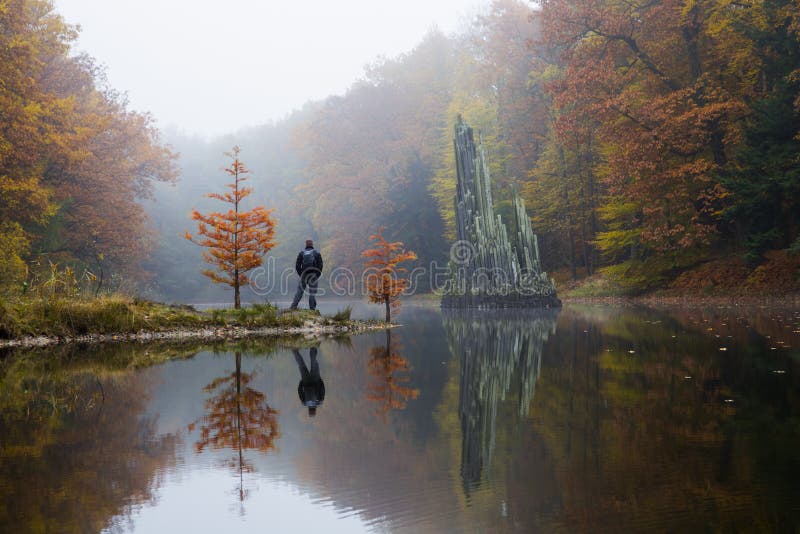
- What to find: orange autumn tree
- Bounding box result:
[362,226,417,323]
[185,146,276,309]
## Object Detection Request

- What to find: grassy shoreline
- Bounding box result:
[3,289,798,349]
[0,296,389,348]
[559,275,800,306]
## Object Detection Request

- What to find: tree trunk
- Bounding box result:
[575,138,592,276]
[682,10,728,168]
[586,134,598,275]
[94,262,104,297]
[581,217,591,277]
[234,161,240,309]
[234,272,241,309]
[558,145,577,280]
[385,298,391,323]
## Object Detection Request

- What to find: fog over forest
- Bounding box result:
[4,3,800,532]
[51,0,491,303]
[139,11,502,303]
[2,0,798,303]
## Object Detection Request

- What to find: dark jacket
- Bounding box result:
[294,347,325,408]
[295,246,323,276]
[298,379,325,407]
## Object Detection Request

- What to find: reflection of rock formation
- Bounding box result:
[190,351,279,501]
[366,330,420,420]
[443,309,558,492]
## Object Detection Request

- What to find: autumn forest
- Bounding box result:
[2,0,799,302]
[2,1,800,530]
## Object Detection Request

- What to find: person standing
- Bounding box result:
[290,239,323,310]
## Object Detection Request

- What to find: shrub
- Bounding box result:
[331,305,352,323]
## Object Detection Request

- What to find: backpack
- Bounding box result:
[301,249,317,270]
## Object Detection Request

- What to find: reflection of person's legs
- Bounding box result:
[309,347,319,381]
[293,349,310,382]
[291,277,307,309]
[308,275,318,310]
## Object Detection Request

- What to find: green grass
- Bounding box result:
[209,302,280,326]
[0,295,205,338]
[330,305,352,323]
[0,295,370,340]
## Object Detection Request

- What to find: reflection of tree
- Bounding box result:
[520,306,800,532]
[190,351,279,501]
[0,343,178,532]
[366,330,420,420]
[442,308,558,493]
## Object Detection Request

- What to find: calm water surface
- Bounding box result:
[1,303,799,532]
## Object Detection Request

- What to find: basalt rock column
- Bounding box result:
[442,117,559,308]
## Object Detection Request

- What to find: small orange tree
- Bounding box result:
[361,226,417,323]
[185,146,276,309]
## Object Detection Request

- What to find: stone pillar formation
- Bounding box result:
[442,116,560,308]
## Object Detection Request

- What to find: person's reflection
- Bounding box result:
[294,346,325,417]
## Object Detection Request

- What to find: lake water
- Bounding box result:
[1,303,798,532]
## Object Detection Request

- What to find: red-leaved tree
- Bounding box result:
[185,146,276,308]
[362,226,417,323]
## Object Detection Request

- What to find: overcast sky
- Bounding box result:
[54,0,488,137]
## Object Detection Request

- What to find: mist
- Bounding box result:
[55,0,485,137]
[2,2,799,531]
[4,0,797,304]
